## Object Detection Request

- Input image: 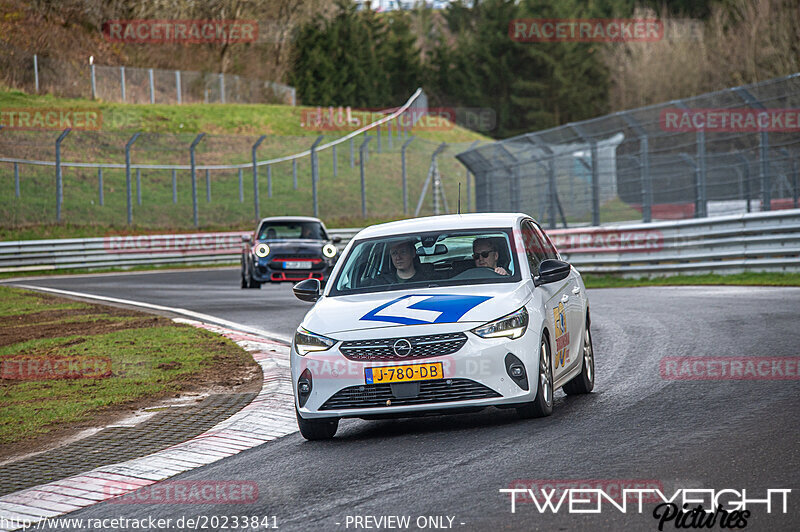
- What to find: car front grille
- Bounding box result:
[319,378,501,410]
[340,332,467,361]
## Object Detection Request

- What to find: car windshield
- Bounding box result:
[257,221,326,240]
[329,229,520,296]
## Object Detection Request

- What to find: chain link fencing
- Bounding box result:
[0,89,488,230]
[456,73,800,229]
[0,42,295,105]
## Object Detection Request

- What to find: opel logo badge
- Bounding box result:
[393,339,412,357]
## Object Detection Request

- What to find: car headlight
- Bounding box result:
[254,243,270,258]
[322,244,337,258]
[294,327,336,356]
[472,307,529,340]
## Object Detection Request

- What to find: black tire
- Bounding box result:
[243,261,261,289]
[296,408,339,440]
[563,317,595,395]
[517,334,554,419]
[240,260,248,289]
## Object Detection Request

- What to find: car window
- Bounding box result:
[330,229,520,296]
[522,221,548,274]
[531,222,559,260]
[257,221,327,240]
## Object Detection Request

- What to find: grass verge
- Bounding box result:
[584,272,800,288]
[0,285,259,448]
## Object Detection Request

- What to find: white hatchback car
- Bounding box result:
[290,213,594,440]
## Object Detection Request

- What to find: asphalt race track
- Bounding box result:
[6,270,800,531]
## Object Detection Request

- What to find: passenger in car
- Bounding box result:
[382,240,429,283]
[472,238,509,275]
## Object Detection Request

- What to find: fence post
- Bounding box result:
[190,133,206,228]
[120,66,126,102]
[332,144,338,177]
[97,167,103,206]
[377,124,382,153]
[735,155,751,213]
[148,69,155,104]
[350,137,354,168]
[759,132,770,211]
[124,132,140,225]
[90,64,96,100]
[292,159,297,190]
[311,135,324,217]
[252,135,266,221]
[219,74,225,104]
[33,54,39,93]
[205,169,211,203]
[697,130,707,217]
[175,71,182,104]
[238,168,243,203]
[363,131,369,162]
[401,136,415,214]
[172,169,177,203]
[792,157,798,209]
[589,141,600,226]
[641,135,652,223]
[466,140,480,213]
[267,164,272,198]
[387,121,393,150]
[54,128,71,222]
[136,168,142,205]
[359,137,372,218]
[14,162,20,199]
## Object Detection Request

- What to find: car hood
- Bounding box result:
[302,282,532,337]
[257,239,327,254]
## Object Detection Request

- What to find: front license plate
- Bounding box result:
[283,261,307,269]
[365,362,443,384]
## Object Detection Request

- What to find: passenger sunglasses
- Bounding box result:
[472,250,494,259]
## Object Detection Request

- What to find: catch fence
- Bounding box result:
[456,73,800,228]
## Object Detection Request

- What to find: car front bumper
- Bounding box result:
[291,328,540,419]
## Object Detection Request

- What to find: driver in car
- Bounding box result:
[472,238,509,276]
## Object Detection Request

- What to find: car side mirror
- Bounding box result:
[241,234,252,243]
[332,235,342,244]
[534,259,571,287]
[293,278,321,302]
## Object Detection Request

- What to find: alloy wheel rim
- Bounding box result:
[584,329,594,384]
[540,341,552,406]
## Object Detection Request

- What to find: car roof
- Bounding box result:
[354,213,532,240]
[257,216,326,226]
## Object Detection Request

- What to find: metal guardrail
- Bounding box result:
[1,212,798,275]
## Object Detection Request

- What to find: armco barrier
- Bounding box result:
[0,211,798,275]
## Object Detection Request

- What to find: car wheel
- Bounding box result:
[240,260,248,289]
[517,334,553,419]
[244,263,261,289]
[563,316,595,395]
[296,408,339,440]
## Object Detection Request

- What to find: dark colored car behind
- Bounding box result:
[241,217,341,288]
